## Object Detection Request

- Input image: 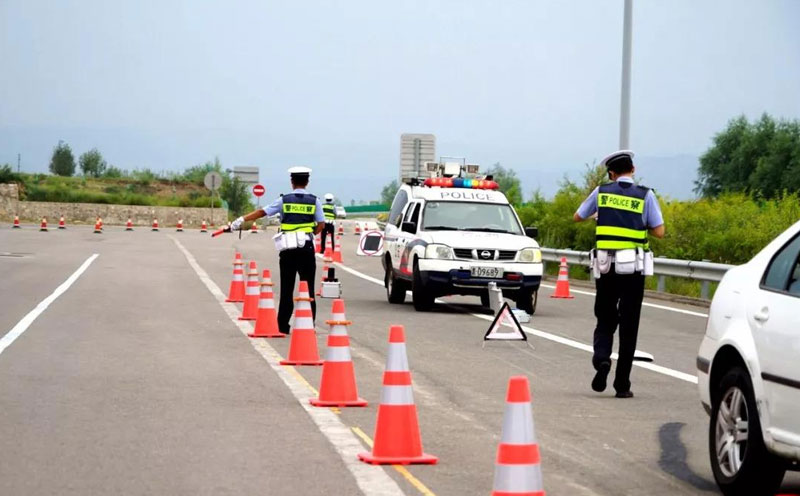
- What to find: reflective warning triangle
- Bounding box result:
[484,302,527,341]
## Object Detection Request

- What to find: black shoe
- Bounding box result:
[592,362,611,392]
[615,390,634,398]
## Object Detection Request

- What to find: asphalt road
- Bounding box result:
[1,222,798,496]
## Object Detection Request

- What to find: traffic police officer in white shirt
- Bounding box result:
[320,193,337,253]
[573,150,665,398]
[230,167,325,334]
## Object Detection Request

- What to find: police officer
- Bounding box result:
[320,193,337,253]
[573,150,665,398]
[230,167,325,334]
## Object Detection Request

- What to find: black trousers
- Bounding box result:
[319,223,335,252]
[278,245,317,334]
[592,267,645,393]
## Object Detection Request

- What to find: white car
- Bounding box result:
[697,219,800,495]
[334,206,346,219]
[382,179,543,313]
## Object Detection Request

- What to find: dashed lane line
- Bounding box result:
[170,237,406,496]
[0,253,99,357]
[331,260,699,385]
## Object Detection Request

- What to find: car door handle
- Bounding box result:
[753,307,770,323]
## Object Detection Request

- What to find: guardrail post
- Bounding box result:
[700,259,711,299]
[656,256,666,292]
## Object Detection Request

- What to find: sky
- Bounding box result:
[1,0,799,202]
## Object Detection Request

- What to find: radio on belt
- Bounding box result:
[320,267,342,298]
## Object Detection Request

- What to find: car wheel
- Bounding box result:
[412,260,435,311]
[386,266,407,304]
[516,289,538,315]
[709,366,786,496]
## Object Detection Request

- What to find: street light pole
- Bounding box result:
[619,0,633,150]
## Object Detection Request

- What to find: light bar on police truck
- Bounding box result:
[423,177,499,190]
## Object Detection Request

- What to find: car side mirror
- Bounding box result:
[402,221,417,234]
[525,226,538,239]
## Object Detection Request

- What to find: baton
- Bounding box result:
[211,226,242,239]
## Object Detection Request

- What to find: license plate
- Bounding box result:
[470,266,502,278]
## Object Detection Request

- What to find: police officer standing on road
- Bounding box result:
[573,150,665,398]
[320,193,337,253]
[230,167,325,334]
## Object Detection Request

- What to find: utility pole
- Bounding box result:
[619,0,633,150]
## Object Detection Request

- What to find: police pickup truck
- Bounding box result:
[382,163,543,313]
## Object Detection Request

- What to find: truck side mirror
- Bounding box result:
[402,221,417,234]
[525,226,538,239]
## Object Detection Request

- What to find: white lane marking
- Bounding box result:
[0,254,99,357]
[171,237,405,496]
[332,261,699,385]
[539,283,709,318]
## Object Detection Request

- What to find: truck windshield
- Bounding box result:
[421,201,523,235]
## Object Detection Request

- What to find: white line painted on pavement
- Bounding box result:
[539,283,709,318]
[171,237,406,496]
[332,261,699,385]
[0,253,99,357]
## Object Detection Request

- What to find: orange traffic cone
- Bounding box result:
[125,218,134,231]
[200,220,207,233]
[354,222,361,236]
[176,219,184,232]
[238,261,260,321]
[323,246,333,263]
[39,217,48,231]
[332,236,343,263]
[315,233,322,253]
[250,221,259,234]
[338,223,344,236]
[310,300,367,407]
[491,376,545,496]
[279,280,322,366]
[249,270,284,338]
[225,253,246,303]
[93,220,103,234]
[316,264,329,296]
[98,217,103,229]
[358,325,437,465]
[550,257,574,299]
[58,216,66,229]
[152,218,159,231]
[12,215,21,228]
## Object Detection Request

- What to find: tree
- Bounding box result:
[380,179,399,205]
[49,141,76,176]
[485,163,523,205]
[182,157,223,184]
[220,174,253,217]
[79,148,107,177]
[695,114,800,198]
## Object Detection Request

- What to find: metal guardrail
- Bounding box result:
[540,248,735,299]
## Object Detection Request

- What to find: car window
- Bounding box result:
[762,233,800,294]
[409,203,421,225]
[388,189,408,227]
[403,202,418,223]
[421,201,523,235]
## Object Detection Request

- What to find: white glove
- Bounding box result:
[230,216,245,231]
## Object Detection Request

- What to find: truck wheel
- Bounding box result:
[516,289,538,315]
[412,260,435,311]
[709,366,785,496]
[386,266,407,304]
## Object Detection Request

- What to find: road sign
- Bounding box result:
[356,230,384,257]
[204,171,223,191]
[252,184,265,197]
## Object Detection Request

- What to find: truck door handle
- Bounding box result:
[754,307,769,323]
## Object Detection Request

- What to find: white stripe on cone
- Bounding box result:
[380,385,415,405]
[492,465,544,493]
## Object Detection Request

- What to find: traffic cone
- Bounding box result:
[549,257,574,299]
[200,220,207,233]
[12,215,20,228]
[279,280,322,366]
[323,246,333,263]
[491,376,545,496]
[225,253,246,303]
[39,217,48,231]
[333,236,343,263]
[315,233,322,253]
[249,270,284,338]
[354,222,361,236]
[238,261,260,321]
[152,218,159,231]
[58,216,66,229]
[176,219,184,232]
[310,299,367,407]
[316,264,329,296]
[358,325,437,465]
[338,223,344,236]
[250,222,259,234]
[125,218,134,231]
[98,217,103,230]
[93,220,103,234]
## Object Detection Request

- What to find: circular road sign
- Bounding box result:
[203,171,223,191]
[252,184,266,197]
